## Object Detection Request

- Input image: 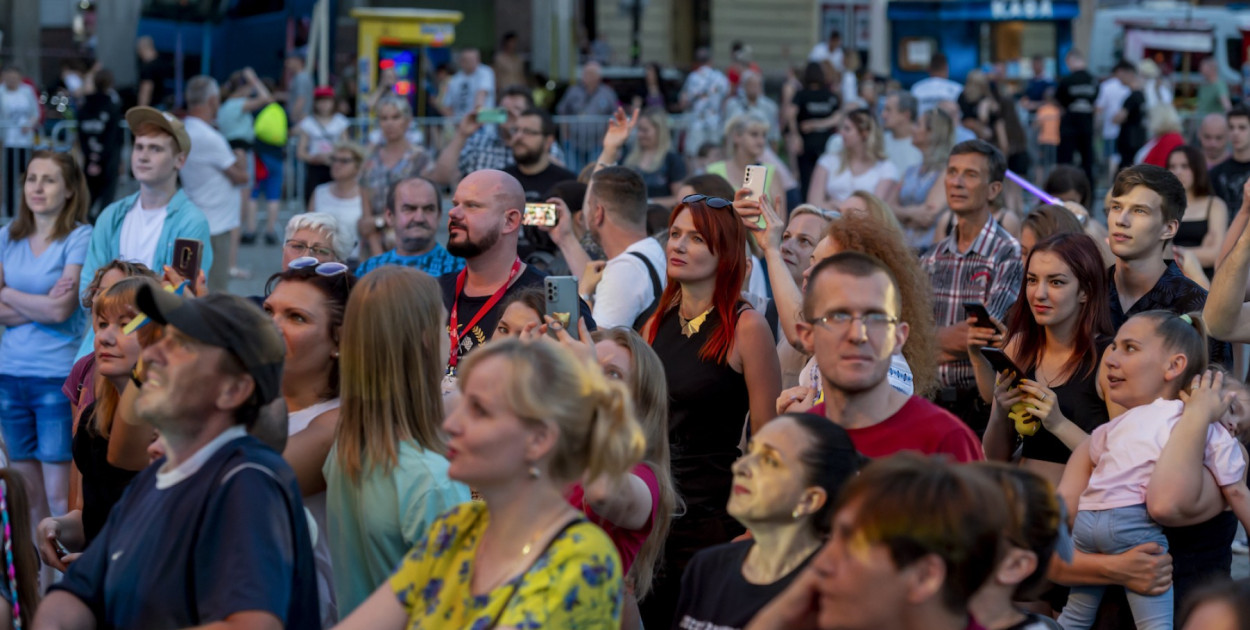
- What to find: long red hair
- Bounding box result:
[646,198,747,364]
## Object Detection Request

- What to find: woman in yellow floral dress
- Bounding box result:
[334,337,646,629]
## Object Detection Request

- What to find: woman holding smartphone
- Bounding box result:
[639,193,782,629]
[968,232,1112,485]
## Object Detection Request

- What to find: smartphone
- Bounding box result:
[523,202,558,227]
[962,301,995,329]
[742,164,769,229]
[544,276,580,340]
[979,347,1023,387]
[172,238,203,282]
[476,107,508,124]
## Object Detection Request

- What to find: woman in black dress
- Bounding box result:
[639,193,782,629]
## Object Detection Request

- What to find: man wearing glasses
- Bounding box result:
[355,177,464,276]
[503,107,577,258]
[796,252,981,462]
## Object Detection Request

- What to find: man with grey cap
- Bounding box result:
[35,289,319,630]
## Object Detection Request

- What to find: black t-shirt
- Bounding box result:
[1209,158,1250,219]
[52,432,320,630]
[672,540,815,630]
[138,57,173,108]
[793,88,840,156]
[1019,339,1111,464]
[1107,261,1232,367]
[1116,91,1147,155]
[439,264,595,366]
[637,151,688,199]
[77,93,123,176]
[1056,70,1098,129]
[72,403,140,546]
[503,163,578,203]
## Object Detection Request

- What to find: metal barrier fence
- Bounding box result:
[0,114,695,219]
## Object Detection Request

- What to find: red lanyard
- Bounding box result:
[447,258,522,372]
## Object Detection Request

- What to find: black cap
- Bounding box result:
[136,286,284,405]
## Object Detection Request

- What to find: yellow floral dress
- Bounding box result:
[389,502,623,629]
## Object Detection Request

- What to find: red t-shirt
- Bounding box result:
[1143,131,1185,168]
[564,462,660,574]
[809,396,983,463]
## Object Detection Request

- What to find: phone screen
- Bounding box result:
[523,203,558,227]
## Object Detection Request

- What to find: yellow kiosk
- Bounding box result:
[351,8,463,117]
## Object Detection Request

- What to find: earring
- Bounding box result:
[791,508,802,520]
[528,465,541,480]
[331,350,339,359]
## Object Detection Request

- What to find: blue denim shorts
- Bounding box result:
[0,375,73,462]
[251,150,285,200]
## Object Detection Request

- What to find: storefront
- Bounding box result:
[888,0,1080,86]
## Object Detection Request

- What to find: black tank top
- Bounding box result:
[73,402,140,546]
[1019,341,1111,464]
[651,304,750,519]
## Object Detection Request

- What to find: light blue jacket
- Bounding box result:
[76,189,213,358]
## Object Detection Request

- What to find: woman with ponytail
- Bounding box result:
[1055,311,1250,629]
[641,192,782,629]
[335,338,645,629]
[0,468,39,629]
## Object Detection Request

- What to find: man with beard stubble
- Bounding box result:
[355,177,464,276]
[438,170,593,371]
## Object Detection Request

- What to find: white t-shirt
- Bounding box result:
[443,66,496,119]
[807,43,845,71]
[181,116,241,235]
[298,114,350,158]
[312,183,362,256]
[816,154,900,202]
[910,76,964,115]
[288,398,339,627]
[119,197,168,270]
[0,84,39,148]
[884,131,923,174]
[1096,77,1131,140]
[592,237,667,330]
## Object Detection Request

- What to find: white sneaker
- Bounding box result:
[1232,539,1249,554]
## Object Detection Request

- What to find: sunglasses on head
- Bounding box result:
[681,194,733,210]
[288,256,348,276]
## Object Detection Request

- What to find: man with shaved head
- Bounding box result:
[1201,112,1231,169]
[438,170,594,371]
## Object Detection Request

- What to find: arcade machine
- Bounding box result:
[350,8,463,117]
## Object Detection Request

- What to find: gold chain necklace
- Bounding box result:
[475,507,574,593]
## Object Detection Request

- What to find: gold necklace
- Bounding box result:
[678,307,714,338]
[476,507,574,593]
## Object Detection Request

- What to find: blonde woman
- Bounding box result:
[807,108,898,206]
[335,338,645,629]
[706,114,788,214]
[323,266,470,618]
[890,108,956,253]
[622,108,686,208]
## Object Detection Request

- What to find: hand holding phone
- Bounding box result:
[979,347,1023,388]
[962,301,999,331]
[476,108,508,125]
[743,165,769,229]
[171,238,203,286]
[544,276,580,340]
[523,203,558,227]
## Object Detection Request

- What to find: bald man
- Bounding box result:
[439,170,595,370]
[1201,113,1231,169]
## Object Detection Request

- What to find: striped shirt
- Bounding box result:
[920,215,1023,390]
[355,242,465,277]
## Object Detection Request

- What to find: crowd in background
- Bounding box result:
[4,23,1250,630]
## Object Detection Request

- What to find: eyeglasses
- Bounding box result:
[285,240,336,260]
[288,256,347,275]
[808,312,898,336]
[512,127,544,137]
[329,156,358,165]
[681,194,733,210]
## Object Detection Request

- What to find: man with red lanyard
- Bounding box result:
[438,170,594,385]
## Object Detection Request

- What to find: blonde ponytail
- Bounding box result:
[585,379,646,485]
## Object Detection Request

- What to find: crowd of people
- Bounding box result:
[5,27,1250,630]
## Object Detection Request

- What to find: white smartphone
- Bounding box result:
[743,165,769,228]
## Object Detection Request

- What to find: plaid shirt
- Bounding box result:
[921,216,1023,390]
[457,126,566,175]
[355,243,465,277]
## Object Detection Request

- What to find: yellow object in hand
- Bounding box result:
[1010,400,1038,436]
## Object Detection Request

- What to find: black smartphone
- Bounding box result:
[172,238,203,282]
[962,301,995,329]
[979,347,1023,387]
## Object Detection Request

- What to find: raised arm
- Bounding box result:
[581,467,655,531]
[1207,188,1250,340]
[734,191,798,345]
[1147,372,1233,527]
[540,197,591,283]
[593,107,638,176]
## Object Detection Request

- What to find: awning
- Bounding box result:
[888,0,1080,22]
[1124,28,1215,55]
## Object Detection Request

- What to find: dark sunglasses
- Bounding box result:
[681,194,733,210]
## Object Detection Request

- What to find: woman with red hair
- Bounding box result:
[639,193,782,629]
